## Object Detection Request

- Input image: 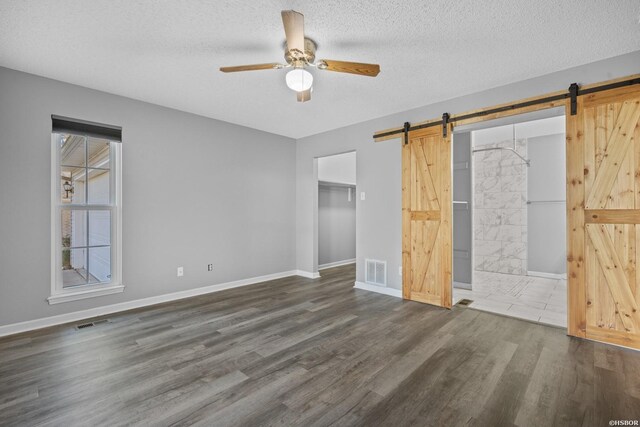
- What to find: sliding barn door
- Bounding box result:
[402,126,452,308]
[568,86,640,349]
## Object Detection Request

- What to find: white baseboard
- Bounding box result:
[0,270,299,338]
[319,259,356,270]
[295,270,321,279]
[353,281,402,298]
[527,271,567,280]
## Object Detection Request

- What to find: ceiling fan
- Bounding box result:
[220,10,380,102]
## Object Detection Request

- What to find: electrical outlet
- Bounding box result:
[177,266,184,277]
[207,264,214,272]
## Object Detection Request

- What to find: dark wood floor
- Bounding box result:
[1,265,639,426]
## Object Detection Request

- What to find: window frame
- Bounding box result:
[48,131,123,304]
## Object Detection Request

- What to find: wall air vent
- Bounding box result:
[365,259,387,286]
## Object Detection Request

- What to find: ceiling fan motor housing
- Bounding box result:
[284,38,317,65]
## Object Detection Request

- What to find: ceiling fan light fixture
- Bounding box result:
[285,68,313,92]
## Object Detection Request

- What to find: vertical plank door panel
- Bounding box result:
[402,126,452,308]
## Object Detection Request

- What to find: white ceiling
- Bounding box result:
[1,1,639,139]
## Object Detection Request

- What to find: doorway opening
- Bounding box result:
[452,110,567,327]
[317,151,356,271]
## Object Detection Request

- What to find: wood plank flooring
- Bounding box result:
[1,264,639,426]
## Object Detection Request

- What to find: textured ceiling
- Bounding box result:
[1,1,639,139]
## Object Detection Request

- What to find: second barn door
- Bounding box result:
[402,125,452,308]
[568,84,640,349]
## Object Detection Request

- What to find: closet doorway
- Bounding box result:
[317,152,356,271]
[452,110,568,327]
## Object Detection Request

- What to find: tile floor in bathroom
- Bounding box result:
[452,270,567,328]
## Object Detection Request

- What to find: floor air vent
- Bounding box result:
[75,319,110,330]
[76,322,94,329]
[456,299,474,306]
[365,259,387,286]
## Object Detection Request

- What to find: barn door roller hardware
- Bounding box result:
[569,83,579,115]
[373,76,640,141]
[442,113,450,137]
[403,121,410,145]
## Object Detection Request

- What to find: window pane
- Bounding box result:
[62,210,87,248]
[87,168,110,204]
[60,166,86,204]
[88,247,111,283]
[89,210,110,246]
[63,248,88,288]
[59,134,86,167]
[87,137,111,169]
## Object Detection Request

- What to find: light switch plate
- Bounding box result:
[360,192,366,201]
[177,267,184,277]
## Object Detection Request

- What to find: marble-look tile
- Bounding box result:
[482,193,502,209]
[544,302,566,313]
[502,209,524,226]
[468,298,512,315]
[474,213,484,230]
[503,164,527,176]
[475,240,502,257]
[473,139,527,275]
[501,175,526,193]
[474,225,483,240]
[476,209,502,225]
[474,256,484,270]
[463,269,567,327]
[496,258,524,275]
[484,192,521,209]
[475,176,501,193]
[499,225,522,242]
[500,149,527,167]
[476,164,501,177]
[539,311,567,328]
[517,292,552,305]
[482,256,501,273]
[483,224,500,241]
[502,241,526,259]
[478,149,501,163]
[506,304,543,322]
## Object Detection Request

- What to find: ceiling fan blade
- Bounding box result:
[319,60,380,77]
[297,88,311,102]
[219,63,282,73]
[281,10,305,55]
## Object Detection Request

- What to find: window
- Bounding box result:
[49,117,122,304]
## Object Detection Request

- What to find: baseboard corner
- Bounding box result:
[295,270,321,279]
[353,281,402,298]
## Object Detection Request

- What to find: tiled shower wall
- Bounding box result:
[473,139,527,275]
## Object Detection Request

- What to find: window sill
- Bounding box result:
[47,283,124,305]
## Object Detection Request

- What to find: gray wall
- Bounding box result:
[296,50,640,290]
[527,133,567,275]
[318,184,356,266]
[0,66,296,326]
[453,132,472,285]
